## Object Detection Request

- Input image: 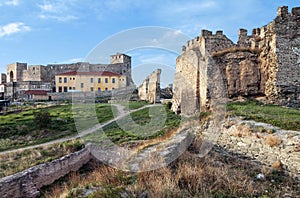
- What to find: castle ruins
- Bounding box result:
[172,6,300,115]
[138,69,161,103]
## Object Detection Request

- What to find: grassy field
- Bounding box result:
[83,105,181,145]
[0,103,115,151]
[227,100,300,131]
[0,139,84,178]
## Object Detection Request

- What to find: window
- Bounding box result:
[59,77,62,83]
[105,78,108,83]
[64,77,67,83]
[105,87,108,91]
[70,77,72,80]
[112,78,115,83]
[58,86,62,92]
[90,78,94,83]
[81,83,84,88]
[90,87,94,92]
[69,87,72,90]
[73,77,75,80]
[98,78,101,83]
[64,87,68,92]
[98,88,101,92]
[73,87,76,90]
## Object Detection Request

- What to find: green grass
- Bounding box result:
[128,101,149,110]
[116,101,149,110]
[227,100,300,131]
[0,139,84,178]
[0,103,115,151]
[83,105,181,145]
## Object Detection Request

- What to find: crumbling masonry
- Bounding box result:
[138,69,161,103]
[172,6,300,115]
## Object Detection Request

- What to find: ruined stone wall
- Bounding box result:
[0,147,92,198]
[23,65,45,81]
[172,6,300,115]
[272,7,300,106]
[138,69,161,103]
[172,30,234,115]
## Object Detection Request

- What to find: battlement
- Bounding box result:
[292,7,300,16]
[278,6,300,17]
[278,6,289,17]
[201,30,213,37]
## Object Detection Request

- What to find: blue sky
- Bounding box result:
[0,0,298,85]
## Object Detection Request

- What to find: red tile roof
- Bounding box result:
[24,90,49,95]
[56,71,121,77]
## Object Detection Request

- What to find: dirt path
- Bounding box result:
[0,104,161,155]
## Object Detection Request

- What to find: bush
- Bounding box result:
[34,110,51,129]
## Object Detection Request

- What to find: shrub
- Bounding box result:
[265,134,282,147]
[34,110,51,129]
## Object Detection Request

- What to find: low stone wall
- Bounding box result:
[0,146,92,198]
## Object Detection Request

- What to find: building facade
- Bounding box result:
[55,71,126,93]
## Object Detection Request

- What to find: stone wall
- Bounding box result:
[172,6,300,115]
[138,69,161,103]
[0,146,92,198]
[23,65,45,82]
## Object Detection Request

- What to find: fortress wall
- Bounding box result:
[172,6,300,115]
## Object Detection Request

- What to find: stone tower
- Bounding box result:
[110,53,133,85]
[6,62,27,83]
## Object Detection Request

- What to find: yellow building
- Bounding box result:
[55,71,126,92]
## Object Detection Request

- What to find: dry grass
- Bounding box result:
[272,160,283,170]
[41,135,299,198]
[231,124,253,137]
[265,134,282,147]
[133,120,199,153]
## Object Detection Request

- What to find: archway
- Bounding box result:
[9,71,14,82]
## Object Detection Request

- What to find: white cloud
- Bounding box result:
[5,0,19,6]
[38,1,79,22]
[60,57,85,64]
[39,4,57,12]
[38,14,78,22]
[0,22,31,37]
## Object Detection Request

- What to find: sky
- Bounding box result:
[0,0,299,86]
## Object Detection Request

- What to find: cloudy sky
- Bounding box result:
[0,0,298,85]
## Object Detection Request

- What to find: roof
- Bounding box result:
[56,71,121,77]
[24,90,49,95]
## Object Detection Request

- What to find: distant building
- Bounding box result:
[55,71,126,93]
[24,90,50,101]
[4,53,133,100]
